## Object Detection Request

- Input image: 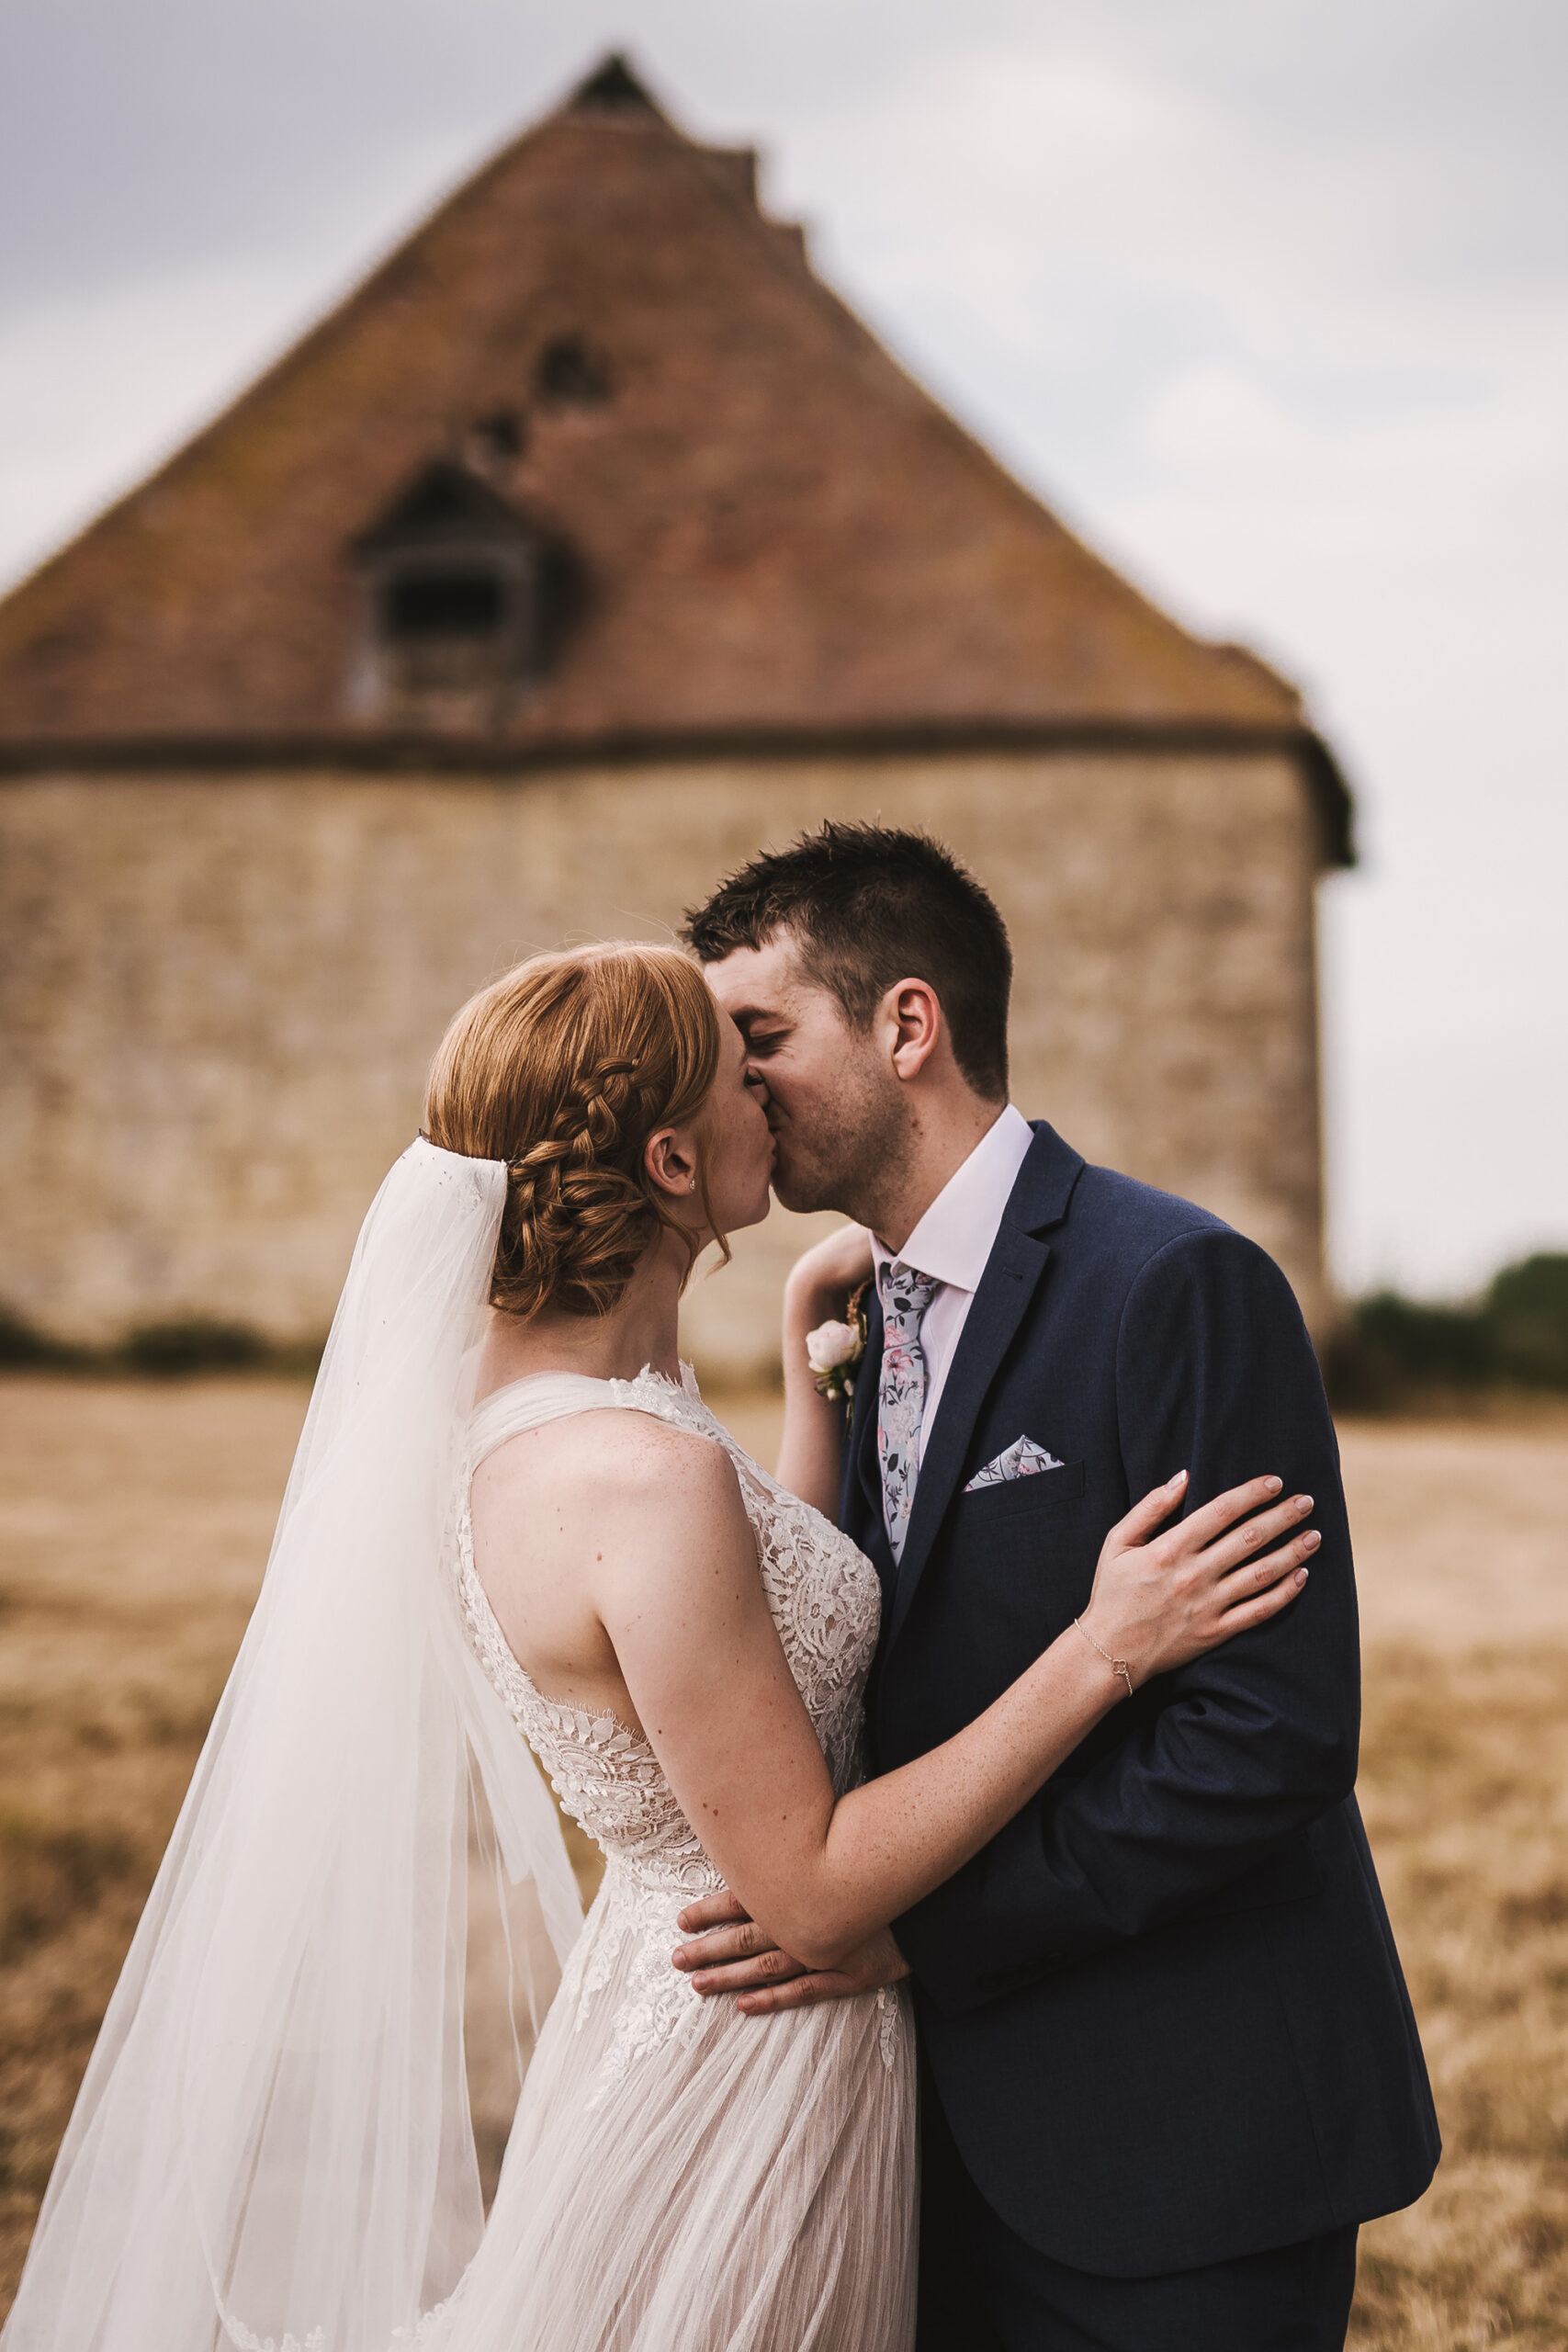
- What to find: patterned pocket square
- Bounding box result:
[964,1436,1066,1490]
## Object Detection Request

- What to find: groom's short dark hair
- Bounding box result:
[682,822,1012,1101]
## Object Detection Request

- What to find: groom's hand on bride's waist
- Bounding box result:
[671,1894,909,2014]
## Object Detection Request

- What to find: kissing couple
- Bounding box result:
[5,825,1438,2352]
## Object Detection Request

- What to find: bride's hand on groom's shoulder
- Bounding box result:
[1081,1470,1319,1690]
[784,1222,874,1319]
[671,1893,909,2013]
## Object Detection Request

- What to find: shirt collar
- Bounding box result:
[869,1102,1034,1296]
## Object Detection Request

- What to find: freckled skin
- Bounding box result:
[465,988,1313,1973]
[475,1396,1309,1973]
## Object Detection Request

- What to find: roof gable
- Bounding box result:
[0,52,1319,766]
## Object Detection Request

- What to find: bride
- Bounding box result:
[3,944,1314,2352]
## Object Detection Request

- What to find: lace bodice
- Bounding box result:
[457,1367,881,1883]
[454,1366,891,2090]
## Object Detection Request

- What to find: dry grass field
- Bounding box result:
[2,1375,1566,2345]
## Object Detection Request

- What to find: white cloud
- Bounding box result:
[0,0,1562,1295]
[0,127,471,591]
[0,258,304,591]
[771,23,1568,1294]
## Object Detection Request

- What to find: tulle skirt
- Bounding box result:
[432,1866,918,2352]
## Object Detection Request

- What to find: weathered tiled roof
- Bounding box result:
[0,55,1350,856]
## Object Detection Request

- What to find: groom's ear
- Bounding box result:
[883,978,943,1083]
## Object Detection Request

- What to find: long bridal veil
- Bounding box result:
[2,1141,585,2352]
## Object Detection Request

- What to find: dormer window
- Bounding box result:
[382,571,505,639]
[348,458,569,726]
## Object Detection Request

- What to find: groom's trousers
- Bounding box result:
[916,2059,1359,2352]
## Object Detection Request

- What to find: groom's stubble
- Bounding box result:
[705,940,911,1233]
[771,1049,907,1227]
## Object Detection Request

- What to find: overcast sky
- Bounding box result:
[2,0,1563,1296]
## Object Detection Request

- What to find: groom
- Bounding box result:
[676,824,1438,2350]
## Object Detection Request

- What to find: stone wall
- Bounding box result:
[0,747,1327,1375]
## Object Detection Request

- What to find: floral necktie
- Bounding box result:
[876,1258,939,1566]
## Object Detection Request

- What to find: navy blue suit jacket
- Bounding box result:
[840,1123,1438,2278]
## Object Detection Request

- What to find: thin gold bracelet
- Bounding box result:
[1073,1616,1134,1702]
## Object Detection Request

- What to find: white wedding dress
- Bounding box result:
[434,1363,918,2352]
[5,1149,916,2352]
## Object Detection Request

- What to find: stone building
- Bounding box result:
[0,55,1351,1377]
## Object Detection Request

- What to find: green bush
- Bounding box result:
[0,1308,320,1378]
[1487,1253,1568,1387]
[1325,1252,1568,1409]
[0,1309,81,1369]
[120,1320,267,1375]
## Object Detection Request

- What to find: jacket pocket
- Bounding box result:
[957,1459,1087,1524]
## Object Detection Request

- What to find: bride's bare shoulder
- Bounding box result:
[479,1406,743,1530]
[573,1408,733,1489]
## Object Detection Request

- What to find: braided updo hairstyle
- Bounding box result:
[424,944,731,1319]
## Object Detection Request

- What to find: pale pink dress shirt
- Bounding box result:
[868,1102,1035,1459]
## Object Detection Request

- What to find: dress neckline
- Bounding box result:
[469,1361,694,1424]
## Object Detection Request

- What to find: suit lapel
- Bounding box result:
[835,1122,1085,1654]
[884,1229,1053,1652]
[880,1120,1085,1655]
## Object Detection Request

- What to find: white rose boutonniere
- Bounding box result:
[807,1318,860,1376]
[806,1283,869,1427]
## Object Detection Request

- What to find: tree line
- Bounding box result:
[1324,1253,1568,1410]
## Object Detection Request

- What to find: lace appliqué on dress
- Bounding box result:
[222,2317,326,2352]
[456,1547,719,2092]
[456,1367,890,2087]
